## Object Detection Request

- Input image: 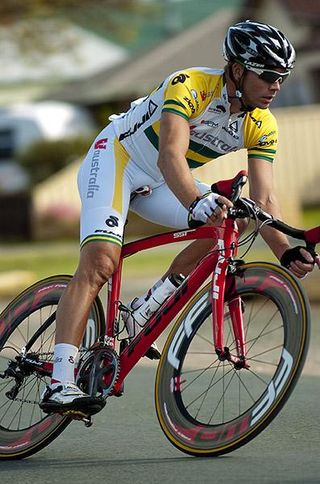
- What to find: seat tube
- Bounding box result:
[105,259,123,344]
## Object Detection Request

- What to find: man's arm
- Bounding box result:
[248,157,316,277]
[157,112,232,224]
[158,111,200,208]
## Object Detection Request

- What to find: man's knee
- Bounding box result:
[76,242,121,289]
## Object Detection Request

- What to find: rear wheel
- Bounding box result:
[0,275,105,460]
[155,262,310,456]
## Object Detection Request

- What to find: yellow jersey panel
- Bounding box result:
[110,68,278,180]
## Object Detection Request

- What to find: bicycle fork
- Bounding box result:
[211,239,249,370]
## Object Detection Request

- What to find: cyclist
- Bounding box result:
[40,20,319,413]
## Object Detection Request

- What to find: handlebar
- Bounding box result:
[191,170,320,251]
[231,197,317,245]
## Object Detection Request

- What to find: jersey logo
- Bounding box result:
[119,100,158,141]
[94,138,108,149]
[229,120,239,132]
[208,104,226,114]
[171,73,190,85]
[183,96,196,114]
[249,113,262,128]
[105,216,119,227]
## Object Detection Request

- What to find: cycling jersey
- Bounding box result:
[78,123,211,248]
[79,67,278,248]
[111,67,278,181]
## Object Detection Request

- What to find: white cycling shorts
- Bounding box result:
[77,123,210,248]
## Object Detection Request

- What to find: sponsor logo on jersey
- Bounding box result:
[249,113,262,128]
[105,215,119,227]
[94,138,108,149]
[259,131,276,143]
[190,129,237,153]
[222,120,240,139]
[119,100,158,141]
[200,90,215,101]
[201,119,219,128]
[86,149,102,198]
[208,104,227,114]
[190,91,199,109]
[94,229,122,240]
[258,139,277,146]
[183,96,196,114]
[171,73,190,85]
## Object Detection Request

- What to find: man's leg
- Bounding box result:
[164,219,249,277]
[40,241,121,411]
[55,242,120,346]
[164,238,215,277]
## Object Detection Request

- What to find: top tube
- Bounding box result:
[122,226,222,258]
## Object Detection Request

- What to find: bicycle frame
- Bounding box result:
[106,218,245,396]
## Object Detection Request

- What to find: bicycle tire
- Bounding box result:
[0,275,105,460]
[155,262,310,457]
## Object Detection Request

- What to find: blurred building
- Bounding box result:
[238,0,320,107]
[2,0,320,239]
[44,0,320,112]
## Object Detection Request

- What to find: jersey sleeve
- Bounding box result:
[162,70,204,121]
[244,110,278,163]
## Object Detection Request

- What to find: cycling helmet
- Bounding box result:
[223,20,296,70]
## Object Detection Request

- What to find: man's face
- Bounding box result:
[242,69,283,109]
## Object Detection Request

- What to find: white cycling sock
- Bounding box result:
[51,343,78,385]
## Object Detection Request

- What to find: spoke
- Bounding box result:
[208,367,238,423]
[194,361,222,420]
[233,370,258,403]
[246,367,271,386]
[194,331,214,347]
[184,364,234,410]
[246,308,280,355]
[249,357,279,367]
[245,325,283,348]
[182,360,219,392]
[247,343,283,361]
[182,363,221,375]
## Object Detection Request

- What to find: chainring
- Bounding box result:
[76,347,120,399]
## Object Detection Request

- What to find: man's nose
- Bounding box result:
[270,80,281,91]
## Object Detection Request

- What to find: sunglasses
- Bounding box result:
[245,65,291,84]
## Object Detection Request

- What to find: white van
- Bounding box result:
[0,101,96,192]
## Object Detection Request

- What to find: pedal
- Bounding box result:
[61,409,93,427]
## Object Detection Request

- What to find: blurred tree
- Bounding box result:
[0,1,135,23]
[0,0,139,57]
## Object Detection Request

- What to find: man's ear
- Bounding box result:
[231,63,245,82]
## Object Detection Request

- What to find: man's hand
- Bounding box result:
[188,193,233,227]
[280,246,320,279]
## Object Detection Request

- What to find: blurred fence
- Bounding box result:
[33,104,320,233]
[197,104,320,225]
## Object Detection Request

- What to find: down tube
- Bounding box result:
[115,250,219,386]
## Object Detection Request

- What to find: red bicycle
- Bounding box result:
[0,170,319,459]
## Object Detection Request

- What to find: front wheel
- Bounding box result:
[0,275,105,460]
[155,262,310,457]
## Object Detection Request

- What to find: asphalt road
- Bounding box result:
[0,368,319,484]
[0,302,319,484]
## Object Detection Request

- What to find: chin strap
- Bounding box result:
[228,65,254,112]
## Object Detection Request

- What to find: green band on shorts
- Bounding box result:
[80,234,123,249]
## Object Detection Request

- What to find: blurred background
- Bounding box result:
[0,0,320,296]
